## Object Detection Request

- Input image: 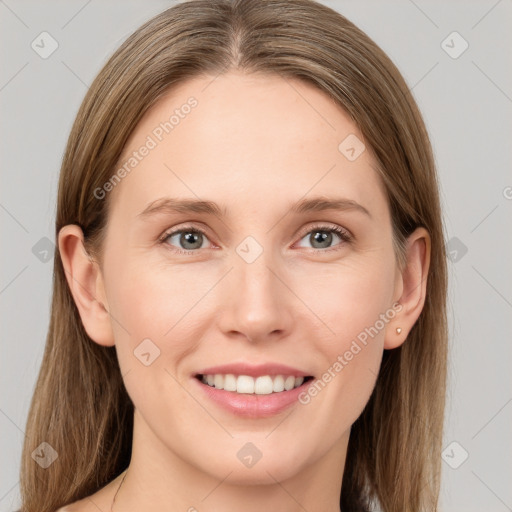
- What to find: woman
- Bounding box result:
[19,0,448,511]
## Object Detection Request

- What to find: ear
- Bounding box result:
[58,224,115,347]
[384,227,431,350]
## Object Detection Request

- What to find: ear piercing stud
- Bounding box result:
[396,327,402,335]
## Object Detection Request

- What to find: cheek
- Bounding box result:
[307,255,396,345]
[298,256,395,408]
[107,258,214,338]
[105,262,211,417]
[103,258,206,379]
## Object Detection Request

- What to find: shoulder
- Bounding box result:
[53,495,104,512]
[55,493,106,512]
[54,501,87,512]
[55,497,111,512]
[53,470,126,512]
[53,471,126,512]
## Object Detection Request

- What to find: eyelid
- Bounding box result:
[158,222,211,241]
[294,222,352,243]
[292,222,353,253]
[158,223,217,251]
[158,221,353,253]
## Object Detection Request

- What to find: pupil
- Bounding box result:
[182,232,201,249]
[312,231,331,248]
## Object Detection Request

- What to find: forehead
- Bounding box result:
[109,71,387,221]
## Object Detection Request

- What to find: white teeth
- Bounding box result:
[237,375,255,393]
[224,373,237,391]
[200,373,308,394]
[284,376,295,391]
[272,375,285,392]
[254,376,273,395]
[214,374,224,389]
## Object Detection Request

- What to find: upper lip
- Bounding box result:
[195,362,312,378]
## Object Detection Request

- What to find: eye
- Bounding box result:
[295,224,352,252]
[159,225,212,253]
[158,223,352,255]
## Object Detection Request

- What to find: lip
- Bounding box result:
[193,363,314,418]
[192,375,314,418]
[194,362,311,378]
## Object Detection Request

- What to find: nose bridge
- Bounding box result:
[234,233,276,289]
[221,238,290,341]
[239,251,274,295]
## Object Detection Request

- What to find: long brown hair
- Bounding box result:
[19,1,448,510]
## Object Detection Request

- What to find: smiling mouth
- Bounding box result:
[195,374,314,395]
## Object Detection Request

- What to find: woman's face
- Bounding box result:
[97,71,404,484]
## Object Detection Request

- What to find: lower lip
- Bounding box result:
[192,377,313,418]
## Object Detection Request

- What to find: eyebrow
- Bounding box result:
[137,196,371,219]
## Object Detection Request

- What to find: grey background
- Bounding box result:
[1,1,511,511]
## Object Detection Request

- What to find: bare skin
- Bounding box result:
[58,71,430,512]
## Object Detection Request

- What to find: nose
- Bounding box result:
[217,248,294,344]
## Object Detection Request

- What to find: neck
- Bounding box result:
[113,409,347,512]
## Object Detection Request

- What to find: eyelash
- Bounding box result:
[158,223,352,255]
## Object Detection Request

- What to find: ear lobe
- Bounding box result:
[58,224,115,347]
[384,227,431,350]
